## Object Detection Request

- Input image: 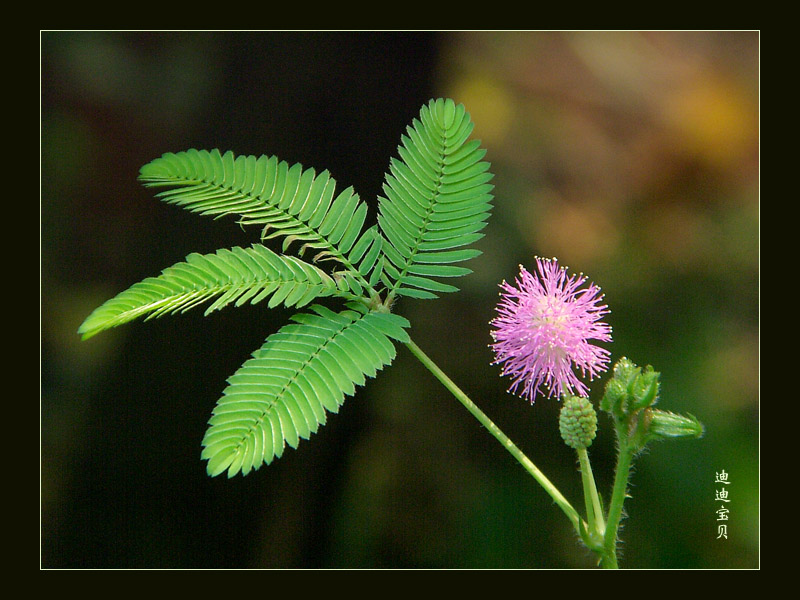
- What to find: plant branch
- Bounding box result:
[577,447,605,539]
[404,337,585,537]
[600,438,634,569]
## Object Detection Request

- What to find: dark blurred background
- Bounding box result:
[41,31,759,569]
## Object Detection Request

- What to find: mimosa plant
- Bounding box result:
[79,98,703,568]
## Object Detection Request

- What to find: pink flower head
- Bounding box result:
[490,258,612,402]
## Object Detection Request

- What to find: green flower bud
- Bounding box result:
[612,357,640,391]
[601,357,639,417]
[646,409,705,442]
[601,357,662,419]
[599,358,704,453]
[600,377,628,415]
[631,365,659,410]
[559,395,598,450]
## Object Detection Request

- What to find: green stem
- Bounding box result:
[404,337,586,537]
[577,447,605,538]
[601,440,635,569]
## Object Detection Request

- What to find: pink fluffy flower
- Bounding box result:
[490,258,612,402]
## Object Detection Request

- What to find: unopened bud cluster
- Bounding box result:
[559,395,598,450]
[600,357,660,418]
[600,357,703,449]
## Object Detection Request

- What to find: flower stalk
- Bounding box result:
[578,447,605,541]
[601,436,634,569]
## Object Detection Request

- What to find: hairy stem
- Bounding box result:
[404,337,585,536]
[601,440,634,569]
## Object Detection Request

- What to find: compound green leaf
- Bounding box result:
[377,99,494,300]
[200,305,409,477]
[139,149,372,290]
[77,244,349,340]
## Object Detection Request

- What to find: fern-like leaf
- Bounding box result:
[138,149,373,291]
[78,98,491,479]
[201,304,410,477]
[327,225,384,299]
[377,98,494,301]
[77,244,351,340]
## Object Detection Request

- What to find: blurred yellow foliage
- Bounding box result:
[661,75,757,169]
[447,75,514,147]
[531,197,619,268]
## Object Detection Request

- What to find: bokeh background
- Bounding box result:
[41,31,759,569]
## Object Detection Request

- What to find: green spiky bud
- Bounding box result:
[600,377,628,415]
[612,357,639,390]
[631,365,660,410]
[601,357,662,419]
[646,409,705,442]
[559,395,598,450]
